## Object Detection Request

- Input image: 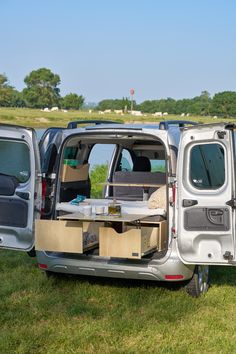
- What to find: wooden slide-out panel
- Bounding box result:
[99,225,160,259]
[35,219,167,258]
[35,220,101,253]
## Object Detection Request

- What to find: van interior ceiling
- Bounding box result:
[42,132,169,260]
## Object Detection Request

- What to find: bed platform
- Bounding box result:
[35,199,167,259]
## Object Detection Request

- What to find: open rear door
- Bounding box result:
[177,123,236,264]
[0,125,41,251]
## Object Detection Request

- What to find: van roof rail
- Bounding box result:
[159,120,198,130]
[67,120,122,129]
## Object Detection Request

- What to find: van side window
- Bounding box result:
[0,140,30,183]
[88,144,116,198]
[120,149,133,171]
[150,159,166,173]
[190,143,225,189]
[64,147,78,159]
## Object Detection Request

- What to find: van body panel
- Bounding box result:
[0,125,41,251]
[177,123,236,264]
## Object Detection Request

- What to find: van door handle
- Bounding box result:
[209,210,223,217]
[182,199,198,207]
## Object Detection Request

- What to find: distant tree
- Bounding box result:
[137,100,158,113]
[211,91,236,117]
[61,93,84,110]
[190,91,212,116]
[90,164,108,198]
[0,74,15,107]
[97,98,133,111]
[138,97,179,114]
[10,90,26,107]
[137,92,212,116]
[0,74,9,87]
[22,68,61,108]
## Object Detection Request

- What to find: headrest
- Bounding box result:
[133,156,151,172]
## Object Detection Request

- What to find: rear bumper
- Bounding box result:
[36,250,194,282]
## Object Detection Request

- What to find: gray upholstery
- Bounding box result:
[113,171,166,200]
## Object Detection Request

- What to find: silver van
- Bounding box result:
[0,120,235,297]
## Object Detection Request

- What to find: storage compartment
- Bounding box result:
[99,220,167,259]
[35,219,102,253]
[141,220,167,251]
[99,224,161,259]
[157,220,167,251]
[61,163,89,183]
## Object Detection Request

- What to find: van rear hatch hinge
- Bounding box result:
[217,131,226,139]
[226,198,236,209]
[223,251,233,261]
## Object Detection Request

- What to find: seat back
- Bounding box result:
[113,171,166,200]
[133,156,151,172]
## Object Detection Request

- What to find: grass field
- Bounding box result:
[1,107,236,128]
[1,250,236,353]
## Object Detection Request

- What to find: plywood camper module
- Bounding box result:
[35,203,167,260]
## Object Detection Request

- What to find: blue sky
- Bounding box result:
[1,0,236,102]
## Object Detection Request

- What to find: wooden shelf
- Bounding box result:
[100,182,162,188]
[58,212,150,223]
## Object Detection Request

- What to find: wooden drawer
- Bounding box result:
[35,220,102,253]
[156,220,167,251]
[139,220,167,251]
[99,226,158,259]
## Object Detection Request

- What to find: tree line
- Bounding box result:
[97,91,236,117]
[0,68,84,110]
[1,67,236,116]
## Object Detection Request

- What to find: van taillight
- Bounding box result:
[41,179,47,213]
[38,263,48,269]
[165,275,184,280]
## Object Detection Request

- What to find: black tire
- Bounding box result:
[27,248,36,258]
[45,270,63,279]
[186,265,209,297]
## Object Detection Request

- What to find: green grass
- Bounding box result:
[1,250,236,353]
[1,107,236,128]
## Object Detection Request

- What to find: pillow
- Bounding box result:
[148,185,167,209]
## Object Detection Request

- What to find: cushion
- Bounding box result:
[148,185,167,209]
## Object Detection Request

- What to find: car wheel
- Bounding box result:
[186,265,209,297]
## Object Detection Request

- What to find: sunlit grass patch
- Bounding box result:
[1,107,236,129]
[1,250,236,353]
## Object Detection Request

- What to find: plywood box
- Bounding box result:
[61,163,89,182]
[35,219,102,253]
[139,219,167,251]
[99,226,158,259]
[156,220,167,251]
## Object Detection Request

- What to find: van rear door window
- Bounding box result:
[88,144,116,198]
[190,143,225,189]
[0,140,30,183]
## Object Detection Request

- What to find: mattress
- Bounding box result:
[56,198,166,217]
